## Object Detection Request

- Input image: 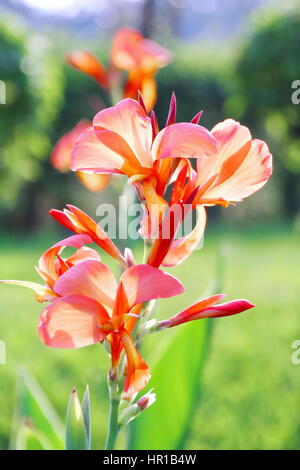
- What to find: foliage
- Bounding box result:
[0,15,64,213]
[229,11,300,215]
[11,370,64,450]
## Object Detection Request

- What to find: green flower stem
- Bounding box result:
[105,376,121,450]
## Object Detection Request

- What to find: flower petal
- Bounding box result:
[76,171,111,192]
[162,206,206,267]
[117,264,184,315]
[66,50,108,88]
[66,246,101,266]
[38,234,94,288]
[93,99,153,168]
[147,203,188,268]
[49,205,126,266]
[54,260,117,314]
[203,139,272,202]
[120,329,150,396]
[111,28,171,72]
[51,120,90,173]
[152,123,217,161]
[38,295,108,348]
[71,126,140,176]
[196,119,251,187]
[111,28,144,70]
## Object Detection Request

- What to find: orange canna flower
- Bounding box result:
[66,28,172,111]
[0,234,100,302]
[50,120,111,192]
[188,118,273,208]
[111,28,172,110]
[71,94,272,268]
[38,260,184,395]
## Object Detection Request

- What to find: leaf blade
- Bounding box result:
[129,319,211,450]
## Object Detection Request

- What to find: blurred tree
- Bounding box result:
[229,10,300,217]
[140,0,156,37]
[0,15,65,227]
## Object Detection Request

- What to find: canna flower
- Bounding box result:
[51,120,111,192]
[49,204,127,268]
[67,28,172,111]
[71,95,272,268]
[0,234,100,302]
[189,119,273,207]
[155,294,255,330]
[111,28,172,110]
[71,96,216,182]
[38,260,184,395]
[70,96,216,267]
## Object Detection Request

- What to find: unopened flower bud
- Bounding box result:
[118,389,156,428]
[137,389,156,411]
[124,247,136,267]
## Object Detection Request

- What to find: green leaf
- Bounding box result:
[65,388,89,450]
[129,319,211,450]
[15,419,55,450]
[10,369,64,450]
[129,248,225,450]
[82,385,91,449]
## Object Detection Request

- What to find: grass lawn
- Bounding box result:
[0,222,299,450]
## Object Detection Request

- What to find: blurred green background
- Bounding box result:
[0,0,300,450]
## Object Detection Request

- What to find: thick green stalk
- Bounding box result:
[105,377,120,450]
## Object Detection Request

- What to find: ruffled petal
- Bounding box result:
[194,119,272,204]
[71,126,141,176]
[196,119,251,186]
[152,123,217,161]
[93,98,153,168]
[38,295,108,348]
[203,139,272,202]
[54,260,117,314]
[116,264,184,316]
